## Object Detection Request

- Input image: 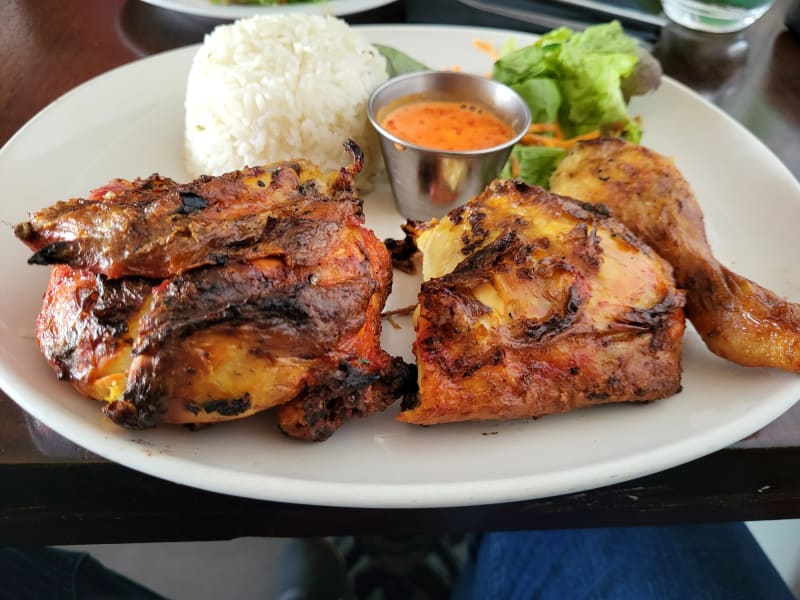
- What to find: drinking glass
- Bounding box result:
[661,0,775,32]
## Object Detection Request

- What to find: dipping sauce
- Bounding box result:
[380,100,514,152]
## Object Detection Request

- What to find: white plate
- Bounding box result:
[139,0,395,19]
[1,25,799,509]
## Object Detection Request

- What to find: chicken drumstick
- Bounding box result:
[551,137,800,372]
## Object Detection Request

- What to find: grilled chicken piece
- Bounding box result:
[550,137,800,372]
[25,145,414,441]
[14,140,364,279]
[399,179,685,426]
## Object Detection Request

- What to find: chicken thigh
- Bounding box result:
[400,179,685,426]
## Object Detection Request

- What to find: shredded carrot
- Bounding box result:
[509,153,521,178]
[473,39,499,62]
[528,123,564,138]
[568,130,602,144]
[520,124,600,149]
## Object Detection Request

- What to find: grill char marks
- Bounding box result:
[29,143,413,440]
[400,178,686,426]
[135,255,375,356]
[35,266,152,384]
[15,142,364,280]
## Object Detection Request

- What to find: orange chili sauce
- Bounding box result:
[380,100,513,152]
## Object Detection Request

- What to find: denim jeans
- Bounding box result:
[453,523,795,600]
[0,546,164,600]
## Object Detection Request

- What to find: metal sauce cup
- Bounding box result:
[368,71,531,221]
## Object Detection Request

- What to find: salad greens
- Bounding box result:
[493,21,643,142]
[375,21,660,189]
[492,21,658,187]
[498,145,567,186]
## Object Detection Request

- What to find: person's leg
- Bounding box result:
[453,522,795,600]
[0,546,166,600]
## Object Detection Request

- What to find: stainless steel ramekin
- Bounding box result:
[368,70,531,221]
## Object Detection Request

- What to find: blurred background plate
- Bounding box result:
[139,0,397,19]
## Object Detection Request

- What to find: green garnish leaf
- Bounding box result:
[374,44,430,78]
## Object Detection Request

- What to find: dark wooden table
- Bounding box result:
[1,0,799,545]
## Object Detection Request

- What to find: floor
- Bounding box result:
[748,520,800,598]
[65,537,290,600]
[64,520,800,599]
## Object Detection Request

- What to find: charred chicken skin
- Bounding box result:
[551,137,800,373]
[17,142,414,441]
[14,140,366,279]
[399,179,686,426]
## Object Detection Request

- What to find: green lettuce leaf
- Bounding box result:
[620,119,643,143]
[494,21,639,139]
[510,78,561,124]
[492,21,647,185]
[499,145,567,189]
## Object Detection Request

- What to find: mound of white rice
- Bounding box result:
[184,14,388,182]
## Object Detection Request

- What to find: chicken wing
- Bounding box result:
[15,140,364,279]
[550,137,800,372]
[399,179,685,426]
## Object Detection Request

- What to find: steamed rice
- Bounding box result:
[184,14,388,181]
